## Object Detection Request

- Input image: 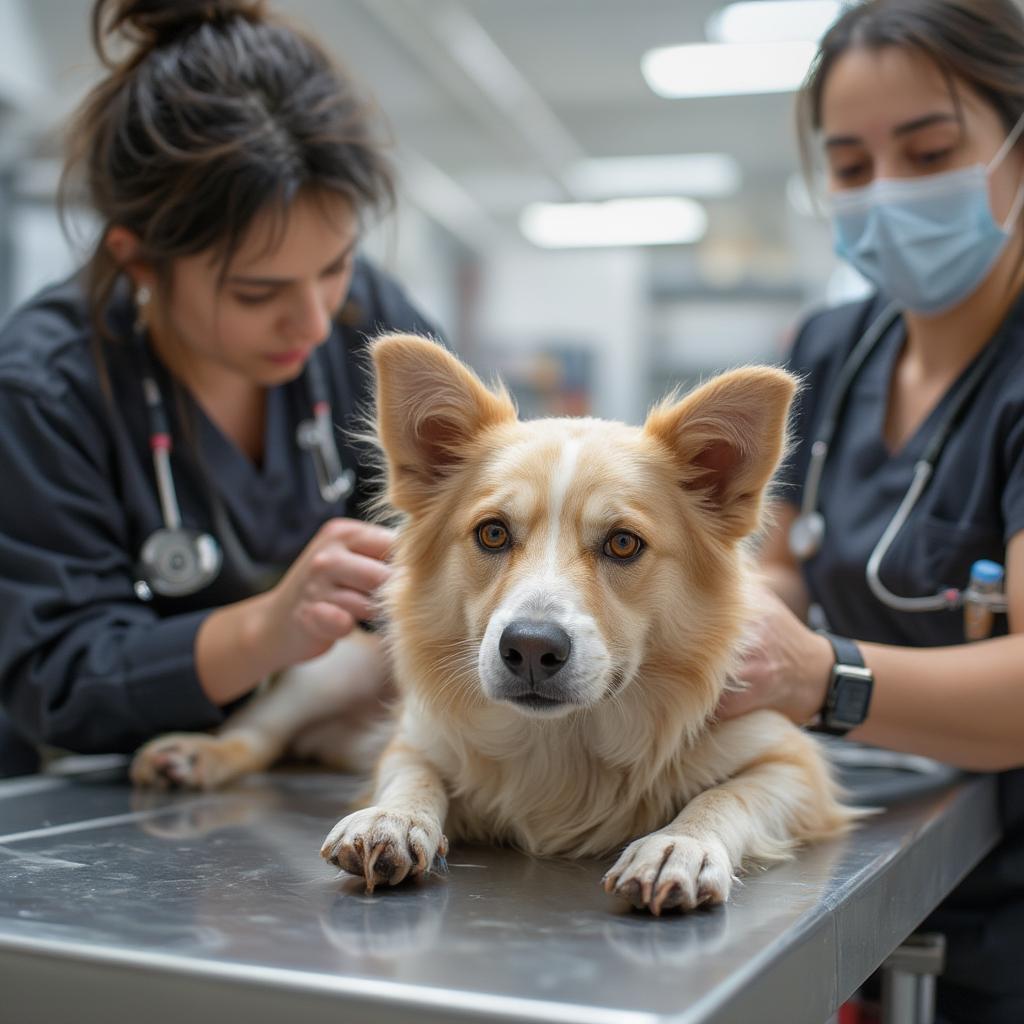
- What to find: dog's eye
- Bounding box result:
[477,520,511,551]
[603,531,643,561]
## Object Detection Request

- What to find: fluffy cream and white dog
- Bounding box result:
[133,335,852,914]
[321,336,852,914]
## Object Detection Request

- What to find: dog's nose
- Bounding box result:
[499,621,572,681]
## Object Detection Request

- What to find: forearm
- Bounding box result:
[756,503,811,618]
[848,634,1024,771]
[0,610,223,753]
[759,563,811,619]
[194,591,281,706]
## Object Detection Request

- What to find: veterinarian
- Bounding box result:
[0,0,439,774]
[718,2,1024,1021]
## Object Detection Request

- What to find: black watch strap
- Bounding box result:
[821,632,864,670]
[814,630,874,736]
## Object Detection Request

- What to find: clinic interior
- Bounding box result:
[0,0,862,424]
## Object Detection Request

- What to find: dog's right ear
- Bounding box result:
[643,366,796,541]
[371,334,517,512]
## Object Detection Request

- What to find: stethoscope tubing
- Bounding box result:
[140,375,183,531]
[135,333,353,598]
[792,300,1010,615]
[299,350,354,503]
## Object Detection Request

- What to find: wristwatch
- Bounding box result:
[814,631,874,736]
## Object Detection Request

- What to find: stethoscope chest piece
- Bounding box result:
[131,325,355,602]
[137,527,223,598]
[789,511,826,561]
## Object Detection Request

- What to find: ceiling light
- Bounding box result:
[566,154,741,199]
[642,40,818,98]
[706,1,843,45]
[519,197,708,249]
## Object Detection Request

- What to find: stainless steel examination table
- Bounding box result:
[0,749,1000,1024]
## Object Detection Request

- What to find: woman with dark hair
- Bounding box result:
[0,0,439,770]
[718,1,1024,1020]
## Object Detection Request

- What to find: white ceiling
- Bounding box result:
[15,0,813,254]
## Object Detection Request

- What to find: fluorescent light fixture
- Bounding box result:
[520,197,708,249]
[566,153,742,199]
[642,40,818,98]
[706,1,843,44]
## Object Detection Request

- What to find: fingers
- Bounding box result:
[344,523,396,561]
[301,588,380,637]
[301,601,356,641]
[278,520,396,663]
[320,519,396,561]
[310,546,392,595]
[329,588,378,623]
[715,683,762,721]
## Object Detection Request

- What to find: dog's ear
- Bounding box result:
[372,334,517,511]
[643,367,796,540]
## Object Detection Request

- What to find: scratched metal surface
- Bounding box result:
[0,759,1000,1024]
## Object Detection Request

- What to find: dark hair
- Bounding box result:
[797,0,1024,174]
[62,0,395,333]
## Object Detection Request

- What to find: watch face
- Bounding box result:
[831,674,873,727]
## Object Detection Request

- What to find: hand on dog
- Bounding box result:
[717,586,832,724]
[256,519,395,671]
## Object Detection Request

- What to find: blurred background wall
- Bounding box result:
[0,0,875,423]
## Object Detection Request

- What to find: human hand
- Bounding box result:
[716,585,833,724]
[256,518,396,671]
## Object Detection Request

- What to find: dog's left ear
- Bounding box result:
[372,334,517,512]
[643,366,796,540]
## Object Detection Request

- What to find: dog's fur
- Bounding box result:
[132,335,853,913]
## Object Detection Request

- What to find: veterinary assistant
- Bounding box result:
[719,2,1024,1022]
[0,0,439,764]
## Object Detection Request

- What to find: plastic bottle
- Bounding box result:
[963,559,1005,641]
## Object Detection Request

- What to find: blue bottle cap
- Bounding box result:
[969,559,1004,584]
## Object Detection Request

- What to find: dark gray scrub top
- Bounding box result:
[780,291,1024,1019]
[0,259,440,755]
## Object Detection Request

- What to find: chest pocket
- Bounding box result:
[893,514,1004,594]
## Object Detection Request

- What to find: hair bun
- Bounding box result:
[93,0,266,64]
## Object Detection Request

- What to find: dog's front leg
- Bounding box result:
[320,734,449,891]
[603,710,849,915]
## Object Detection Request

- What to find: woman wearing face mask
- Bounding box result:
[0,0,441,773]
[716,1,1024,1021]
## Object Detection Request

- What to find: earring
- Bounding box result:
[134,284,152,334]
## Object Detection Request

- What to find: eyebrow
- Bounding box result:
[824,111,959,148]
[226,239,358,287]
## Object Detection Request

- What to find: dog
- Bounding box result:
[132,334,853,914]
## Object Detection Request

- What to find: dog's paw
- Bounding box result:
[602,832,734,914]
[130,733,247,791]
[320,806,448,892]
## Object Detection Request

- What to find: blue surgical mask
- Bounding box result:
[830,114,1024,315]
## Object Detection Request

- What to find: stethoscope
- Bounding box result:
[788,301,1009,615]
[133,331,355,601]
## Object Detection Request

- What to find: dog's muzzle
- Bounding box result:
[496,619,573,710]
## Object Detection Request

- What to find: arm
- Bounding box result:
[0,385,226,752]
[849,530,1024,769]
[757,502,811,618]
[193,517,393,704]
[729,517,1024,773]
[0,385,391,751]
